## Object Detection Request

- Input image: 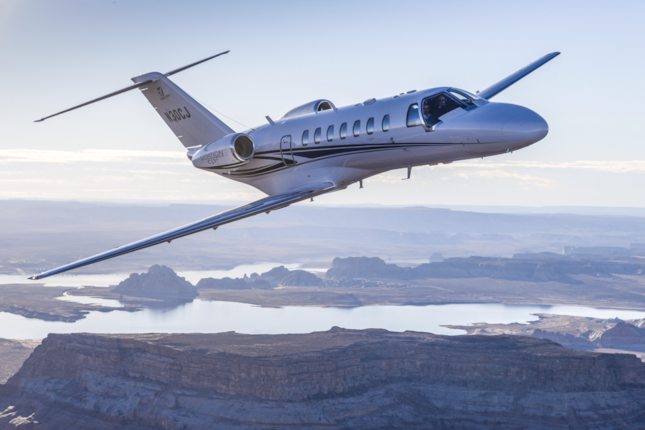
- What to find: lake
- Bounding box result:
[1,301,644,340]
[2,262,645,340]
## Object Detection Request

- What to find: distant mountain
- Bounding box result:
[112,265,196,299]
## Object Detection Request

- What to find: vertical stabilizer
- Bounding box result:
[132,73,234,148]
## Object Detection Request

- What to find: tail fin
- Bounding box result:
[132,73,234,148]
[35,50,234,148]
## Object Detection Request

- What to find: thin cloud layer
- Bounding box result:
[0,149,185,164]
[440,160,645,173]
[2,149,643,174]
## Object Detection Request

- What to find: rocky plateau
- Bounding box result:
[2,329,645,429]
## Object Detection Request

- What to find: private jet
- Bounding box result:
[30,51,559,279]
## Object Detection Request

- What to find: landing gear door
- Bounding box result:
[280,135,295,166]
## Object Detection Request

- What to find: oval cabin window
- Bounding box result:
[314,127,321,144]
[339,123,347,139]
[382,115,390,132]
[327,125,334,142]
[302,130,309,146]
[366,117,374,135]
[353,120,360,137]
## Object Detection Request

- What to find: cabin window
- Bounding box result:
[382,115,390,132]
[353,120,360,137]
[314,127,321,144]
[302,130,309,146]
[406,103,422,127]
[339,123,347,139]
[421,93,463,127]
[366,117,374,135]
[327,125,334,142]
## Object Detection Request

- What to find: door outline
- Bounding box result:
[280,135,295,166]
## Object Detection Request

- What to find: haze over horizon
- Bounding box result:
[1,0,643,207]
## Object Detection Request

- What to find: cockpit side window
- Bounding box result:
[421,93,464,127]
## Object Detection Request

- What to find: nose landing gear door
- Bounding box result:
[280,135,295,166]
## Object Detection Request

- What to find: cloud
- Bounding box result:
[438,160,645,173]
[0,149,185,165]
[453,170,555,187]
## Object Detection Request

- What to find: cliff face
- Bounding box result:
[0,339,39,385]
[2,329,645,429]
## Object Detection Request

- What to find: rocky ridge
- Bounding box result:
[446,314,645,361]
[2,329,645,428]
[112,264,196,299]
[326,255,645,284]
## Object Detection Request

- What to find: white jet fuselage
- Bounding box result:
[191,87,548,196]
[29,51,558,280]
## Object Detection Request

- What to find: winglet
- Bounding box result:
[478,52,560,100]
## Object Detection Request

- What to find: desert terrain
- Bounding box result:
[2,329,645,429]
[3,200,645,428]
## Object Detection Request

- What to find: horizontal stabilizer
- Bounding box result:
[34,80,153,122]
[28,183,335,280]
[478,52,560,100]
[34,50,229,122]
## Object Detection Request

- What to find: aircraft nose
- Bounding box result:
[502,107,548,147]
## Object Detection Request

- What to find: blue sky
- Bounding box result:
[1,0,644,206]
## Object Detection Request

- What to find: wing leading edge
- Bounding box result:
[29,183,335,280]
[477,52,560,100]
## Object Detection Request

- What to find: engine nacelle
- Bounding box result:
[190,133,255,171]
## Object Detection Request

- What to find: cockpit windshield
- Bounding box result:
[448,89,475,106]
[421,93,464,127]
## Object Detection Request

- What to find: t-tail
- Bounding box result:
[34,50,234,149]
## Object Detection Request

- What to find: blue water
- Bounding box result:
[1,301,644,340]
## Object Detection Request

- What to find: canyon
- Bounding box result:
[2,328,645,429]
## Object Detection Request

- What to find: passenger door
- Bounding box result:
[280,135,295,166]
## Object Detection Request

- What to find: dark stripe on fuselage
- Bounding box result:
[227,141,451,178]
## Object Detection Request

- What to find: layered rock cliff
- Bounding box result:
[2,329,645,429]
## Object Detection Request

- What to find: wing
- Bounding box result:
[29,182,335,280]
[477,52,560,100]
